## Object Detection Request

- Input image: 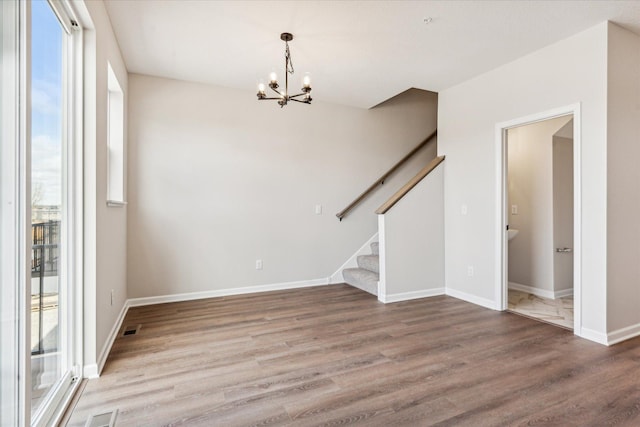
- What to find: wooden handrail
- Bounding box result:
[335,130,437,221]
[375,155,445,215]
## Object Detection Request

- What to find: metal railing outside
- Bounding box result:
[31,221,59,355]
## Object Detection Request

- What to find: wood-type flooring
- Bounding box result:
[66,284,640,426]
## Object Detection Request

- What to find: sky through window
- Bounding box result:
[32,0,63,207]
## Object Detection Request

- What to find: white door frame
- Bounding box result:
[495,103,582,336]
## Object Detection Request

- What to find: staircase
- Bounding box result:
[335,130,441,300]
[342,242,379,296]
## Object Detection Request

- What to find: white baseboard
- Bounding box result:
[379,288,445,304]
[329,233,378,284]
[554,288,574,298]
[127,278,329,308]
[97,300,129,375]
[508,282,554,299]
[84,299,130,379]
[607,323,640,346]
[445,287,498,310]
[508,282,573,300]
[579,327,608,345]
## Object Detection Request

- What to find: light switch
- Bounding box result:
[511,205,518,215]
[255,259,263,270]
[461,204,468,215]
[315,204,322,215]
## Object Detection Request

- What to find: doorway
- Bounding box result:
[496,105,582,335]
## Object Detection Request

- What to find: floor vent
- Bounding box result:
[122,324,141,336]
[85,409,118,427]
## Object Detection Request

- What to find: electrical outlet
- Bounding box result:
[256,259,263,270]
[110,289,114,306]
[467,266,474,277]
[315,204,322,215]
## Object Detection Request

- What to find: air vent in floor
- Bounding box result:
[85,409,118,427]
[122,324,141,336]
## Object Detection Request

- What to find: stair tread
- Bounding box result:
[343,268,378,296]
[357,254,379,274]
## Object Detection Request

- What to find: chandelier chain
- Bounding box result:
[285,42,294,74]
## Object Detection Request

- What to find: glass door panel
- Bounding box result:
[30,0,66,418]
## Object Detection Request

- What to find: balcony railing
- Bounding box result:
[31,221,59,356]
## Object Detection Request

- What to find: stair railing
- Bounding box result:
[335,129,437,221]
[376,155,445,214]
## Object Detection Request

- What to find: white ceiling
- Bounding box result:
[104,0,640,109]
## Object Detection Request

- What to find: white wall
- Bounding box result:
[507,116,571,294]
[77,0,128,376]
[439,23,608,336]
[606,23,640,335]
[553,135,574,294]
[127,77,437,299]
[378,164,444,302]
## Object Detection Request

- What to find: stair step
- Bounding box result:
[357,255,379,274]
[343,268,378,296]
[370,241,379,255]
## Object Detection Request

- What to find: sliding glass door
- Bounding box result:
[1,1,82,425]
[30,0,68,418]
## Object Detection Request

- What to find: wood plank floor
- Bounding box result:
[66,284,640,426]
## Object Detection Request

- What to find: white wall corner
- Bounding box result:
[445,287,499,310]
[329,232,379,284]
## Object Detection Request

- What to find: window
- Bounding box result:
[107,63,125,205]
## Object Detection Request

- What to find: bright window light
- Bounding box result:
[107,63,124,204]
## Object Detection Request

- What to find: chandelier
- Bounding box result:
[257,32,312,107]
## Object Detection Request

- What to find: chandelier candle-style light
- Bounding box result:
[257,32,312,107]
